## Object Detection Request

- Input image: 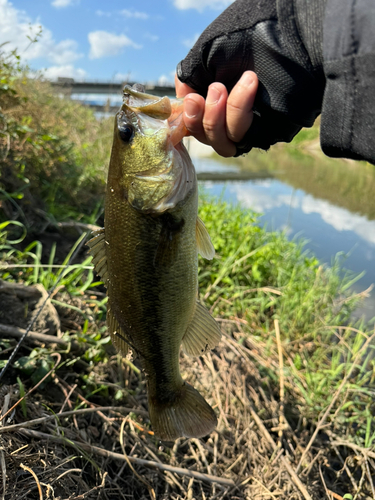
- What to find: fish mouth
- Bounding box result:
[122,84,172,120]
[121,84,188,145]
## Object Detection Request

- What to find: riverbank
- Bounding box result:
[1,55,375,499]
[191,132,375,322]
[1,198,374,499]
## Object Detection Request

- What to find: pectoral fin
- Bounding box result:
[86,228,109,284]
[196,217,215,260]
[182,302,221,357]
[107,306,129,357]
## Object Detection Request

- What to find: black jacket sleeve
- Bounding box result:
[177,0,375,165]
[321,0,375,164]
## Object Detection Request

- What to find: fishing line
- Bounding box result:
[0,231,89,382]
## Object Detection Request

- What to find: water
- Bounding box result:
[193,154,375,321]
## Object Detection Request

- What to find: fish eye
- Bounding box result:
[118,124,134,142]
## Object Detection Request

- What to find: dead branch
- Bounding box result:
[0,323,81,350]
[0,405,149,433]
[19,428,235,488]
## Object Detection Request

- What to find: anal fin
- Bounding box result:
[107,306,129,357]
[181,301,221,357]
[196,217,215,260]
[86,228,109,284]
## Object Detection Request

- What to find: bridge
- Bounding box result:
[50,78,176,113]
[51,78,175,98]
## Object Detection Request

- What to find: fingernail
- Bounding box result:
[206,85,221,105]
[184,98,200,119]
[239,71,254,87]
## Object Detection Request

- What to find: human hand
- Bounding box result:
[176,0,326,156]
[175,71,258,157]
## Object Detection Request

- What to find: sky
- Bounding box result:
[0,0,234,84]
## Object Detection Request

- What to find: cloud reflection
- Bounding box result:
[227,181,375,247]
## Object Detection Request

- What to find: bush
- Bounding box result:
[0,48,112,227]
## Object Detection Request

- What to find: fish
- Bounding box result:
[87,84,221,441]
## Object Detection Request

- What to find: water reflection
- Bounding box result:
[194,156,375,321]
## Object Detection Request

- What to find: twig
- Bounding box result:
[274,319,285,447]
[226,453,244,473]
[0,323,82,350]
[250,477,278,500]
[74,472,107,500]
[364,458,375,499]
[20,463,43,500]
[326,490,344,500]
[56,377,126,424]
[248,403,312,500]
[318,465,331,499]
[0,449,6,500]
[0,405,148,433]
[329,440,375,460]
[120,417,156,500]
[0,353,61,423]
[59,383,77,414]
[296,332,375,473]
[19,428,235,487]
[0,279,41,298]
[354,463,366,500]
[332,444,358,491]
[0,388,10,500]
[57,221,101,233]
[51,468,82,484]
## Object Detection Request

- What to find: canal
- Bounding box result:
[189,140,375,322]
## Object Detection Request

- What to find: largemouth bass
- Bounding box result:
[87,84,221,440]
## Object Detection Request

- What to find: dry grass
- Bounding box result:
[1,316,374,500]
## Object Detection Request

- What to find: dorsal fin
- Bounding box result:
[86,228,109,284]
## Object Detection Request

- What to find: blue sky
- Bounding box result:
[0,0,234,84]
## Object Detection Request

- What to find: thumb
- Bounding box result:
[175,74,197,98]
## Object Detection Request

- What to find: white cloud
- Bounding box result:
[51,0,76,8]
[182,33,200,49]
[156,70,176,86]
[173,0,234,11]
[41,64,86,81]
[120,9,149,19]
[0,0,82,64]
[96,9,111,17]
[88,31,141,59]
[144,33,159,42]
[113,72,135,82]
[158,74,173,86]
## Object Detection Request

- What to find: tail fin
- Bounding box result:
[148,382,217,441]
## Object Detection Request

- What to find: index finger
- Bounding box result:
[175,74,197,98]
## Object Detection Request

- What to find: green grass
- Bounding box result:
[199,199,361,336]
[1,198,374,449]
